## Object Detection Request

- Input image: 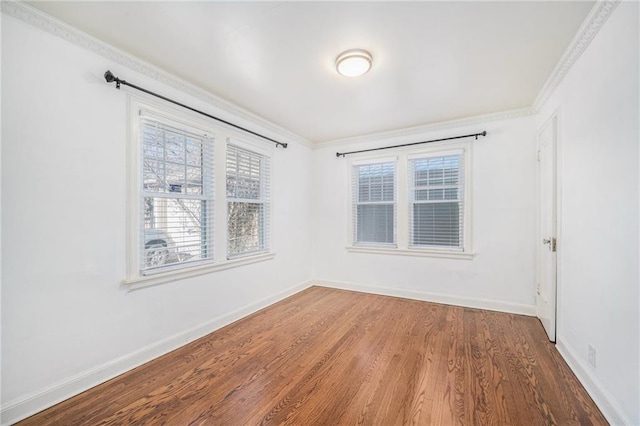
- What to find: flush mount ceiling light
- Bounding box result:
[336,49,372,77]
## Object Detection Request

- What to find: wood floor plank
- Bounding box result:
[17,287,608,426]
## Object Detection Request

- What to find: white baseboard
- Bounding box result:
[555,339,631,425]
[0,280,313,426]
[313,279,536,316]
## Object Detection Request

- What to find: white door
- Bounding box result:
[537,116,558,342]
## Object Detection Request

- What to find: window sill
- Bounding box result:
[123,252,276,291]
[346,246,474,260]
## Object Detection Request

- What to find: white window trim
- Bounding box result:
[348,156,398,248]
[345,246,474,260]
[123,252,276,290]
[347,141,474,259]
[225,137,274,259]
[125,97,276,289]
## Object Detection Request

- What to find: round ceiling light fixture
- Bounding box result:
[336,49,372,77]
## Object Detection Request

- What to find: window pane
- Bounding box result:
[143,130,164,159]
[357,163,395,202]
[228,202,264,256]
[165,162,185,193]
[186,166,203,195]
[164,134,185,164]
[186,138,203,166]
[414,156,459,187]
[412,202,460,247]
[143,159,165,192]
[357,204,394,244]
[141,120,206,196]
[227,146,262,199]
[143,197,210,269]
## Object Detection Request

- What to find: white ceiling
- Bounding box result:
[28,1,594,143]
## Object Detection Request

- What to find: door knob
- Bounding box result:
[543,238,551,244]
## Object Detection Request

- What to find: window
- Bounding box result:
[349,145,471,258]
[128,100,276,287]
[139,111,215,274]
[352,160,396,245]
[226,143,271,258]
[409,151,464,250]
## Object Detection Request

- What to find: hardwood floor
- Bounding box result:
[18,286,607,425]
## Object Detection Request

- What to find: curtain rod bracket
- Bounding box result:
[103,70,288,149]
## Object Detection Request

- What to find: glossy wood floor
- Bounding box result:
[19,286,607,425]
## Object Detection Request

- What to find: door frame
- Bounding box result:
[536,109,562,342]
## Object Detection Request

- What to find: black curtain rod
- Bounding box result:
[336,131,487,157]
[103,70,288,149]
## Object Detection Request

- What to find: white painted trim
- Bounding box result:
[0,1,312,149]
[408,148,464,160]
[316,107,534,149]
[535,112,560,342]
[532,1,620,112]
[352,156,397,166]
[346,246,474,260]
[556,339,631,425]
[314,279,536,316]
[124,253,277,291]
[0,280,313,426]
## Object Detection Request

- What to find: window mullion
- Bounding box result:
[214,137,228,263]
[396,154,408,249]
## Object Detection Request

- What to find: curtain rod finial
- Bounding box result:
[104,70,116,83]
[104,70,122,89]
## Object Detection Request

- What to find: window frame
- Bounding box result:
[125,98,275,289]
[226,139,272,259]
[138,109,216,275]
[350,157,398,248]
[347,141,473,260]
[408,149,465,251]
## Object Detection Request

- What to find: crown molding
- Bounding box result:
[1,1,313,149]
[314,107,535,149]
[532,0,620,112]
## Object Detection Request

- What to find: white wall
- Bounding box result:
[2,2,639,425]
[312,116,538,314]
[537,2,639,424]
[1,14,313,423]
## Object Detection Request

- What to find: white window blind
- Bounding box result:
[408,151,464,249]
[226,144,271,258]
[140,113,215,273]
[352,161,396,245]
